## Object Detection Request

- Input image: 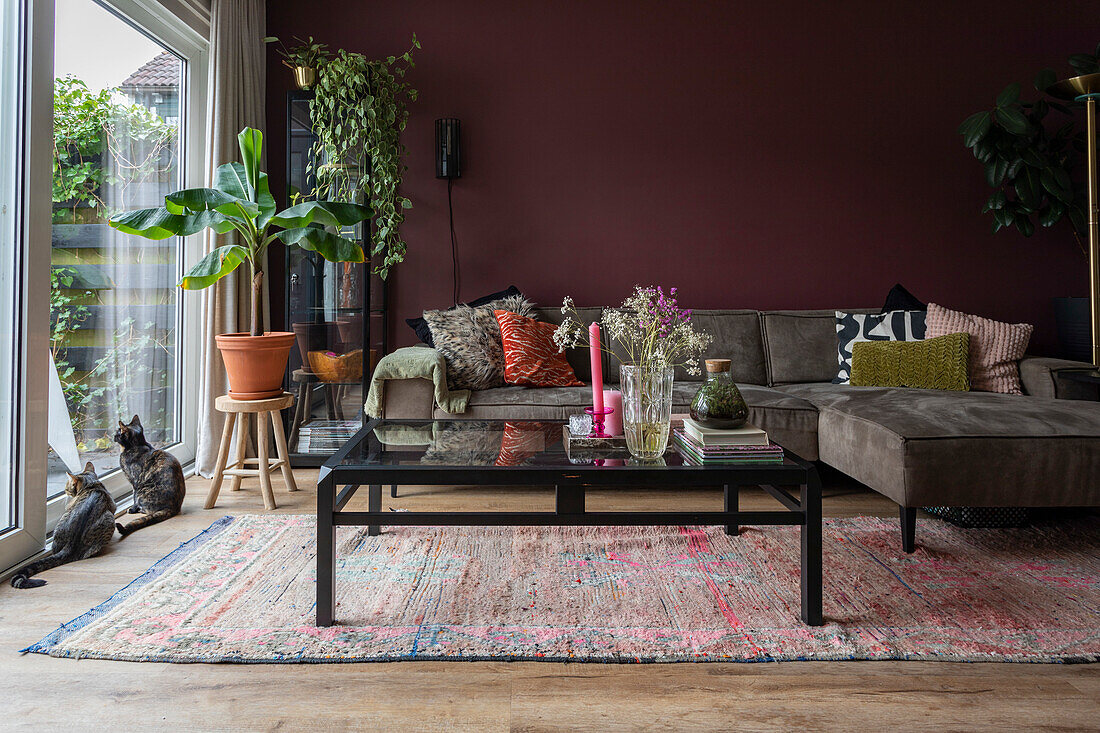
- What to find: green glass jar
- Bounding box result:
[689,359,748,429]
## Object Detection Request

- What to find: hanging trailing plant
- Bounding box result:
[309,35,420,279]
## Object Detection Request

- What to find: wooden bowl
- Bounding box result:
[308,349,363,383]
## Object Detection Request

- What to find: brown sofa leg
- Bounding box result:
[900,506,916,553]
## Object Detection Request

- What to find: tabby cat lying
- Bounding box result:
[10,462,115,589]
[114,415,185,538]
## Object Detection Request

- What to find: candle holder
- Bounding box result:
[584,406,615,438]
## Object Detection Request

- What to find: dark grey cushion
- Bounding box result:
[762,309,876,386]
[776,382,1100,507]
[603,309,767,385]
[434,382,820,460]
[533,306,601,382]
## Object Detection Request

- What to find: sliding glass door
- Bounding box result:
[1,0,206,571]
[49,0,189,504]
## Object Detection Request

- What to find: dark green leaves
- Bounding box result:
[982,190,1007,212]
[276,226,365,263]
[1014,167,1042,209]
[996,83,1020,107]
[958,46,1097,242]
[1034,68,1056,92]
[178,244,250,290]
[1041,167,1073,203]
[1068,52,1099,75]
[958,111,992,148]
[994,105,1029,135]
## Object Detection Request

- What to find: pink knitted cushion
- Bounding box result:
[925,303,1033,394]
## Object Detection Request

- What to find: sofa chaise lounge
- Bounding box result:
[371,306,1100,551]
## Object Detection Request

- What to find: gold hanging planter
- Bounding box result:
[293,66,316,90]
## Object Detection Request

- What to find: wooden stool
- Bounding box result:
[206,393,299,511]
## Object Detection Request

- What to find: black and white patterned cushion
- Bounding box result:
[833,310,926,384]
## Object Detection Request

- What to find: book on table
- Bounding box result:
[682,418,769,446]
[672,427,784,465]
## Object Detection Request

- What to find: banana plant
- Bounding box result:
[108,127,371,337]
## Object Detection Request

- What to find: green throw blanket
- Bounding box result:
[365,347,470,418]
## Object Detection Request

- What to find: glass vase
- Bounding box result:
[619,364,675,460]
[689,358,748,429]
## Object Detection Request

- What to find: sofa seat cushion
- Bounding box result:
[435,383,821,460]
[775,383,1100,507]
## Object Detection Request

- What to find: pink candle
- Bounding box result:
[589,322,604,414]
[603,389,623,436]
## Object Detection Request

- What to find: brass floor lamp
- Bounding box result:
[1050,72,1100,368]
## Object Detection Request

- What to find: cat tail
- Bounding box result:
[116,509,176,539]
[9,551,75,589]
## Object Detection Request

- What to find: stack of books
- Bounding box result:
[297,419,361,453]
[672,418,784,465]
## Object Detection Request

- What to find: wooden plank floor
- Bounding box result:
[0,468,1096,732]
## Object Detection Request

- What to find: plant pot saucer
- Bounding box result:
[227,387,286,400]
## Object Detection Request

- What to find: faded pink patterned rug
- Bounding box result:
[25,514,1100,663]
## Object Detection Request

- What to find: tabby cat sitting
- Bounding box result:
[10,462,115,589]
[114,415,185,538]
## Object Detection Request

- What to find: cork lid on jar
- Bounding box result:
[704,358,732,373]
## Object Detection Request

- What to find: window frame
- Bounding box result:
[0,0,49,573]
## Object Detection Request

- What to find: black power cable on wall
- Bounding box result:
[436,118,462,305]
[448,177,459,306]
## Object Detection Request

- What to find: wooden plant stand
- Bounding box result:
[207,393,299,510]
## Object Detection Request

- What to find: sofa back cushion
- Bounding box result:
[603,309,767,384]
[762,309,877,385]
[532,306,601,382]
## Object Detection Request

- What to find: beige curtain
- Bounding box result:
[196,0,268,476]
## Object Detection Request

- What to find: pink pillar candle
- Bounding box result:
[602,389,623,436]
[589,322,604,414]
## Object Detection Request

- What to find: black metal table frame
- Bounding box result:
[316,419,823,628]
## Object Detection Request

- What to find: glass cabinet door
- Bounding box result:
[285,91,383,463]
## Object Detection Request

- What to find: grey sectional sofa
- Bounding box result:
[373,307,1100,551]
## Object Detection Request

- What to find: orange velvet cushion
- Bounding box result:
[494,310,584,387]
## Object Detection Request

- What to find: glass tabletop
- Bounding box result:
[328,419,805,471]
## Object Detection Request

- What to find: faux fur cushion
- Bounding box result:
[424,294,536,390]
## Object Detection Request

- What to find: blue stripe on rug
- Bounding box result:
[21,515,238,655]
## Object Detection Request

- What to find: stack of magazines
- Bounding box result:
[297,419,361,453]
[672,418,784,465]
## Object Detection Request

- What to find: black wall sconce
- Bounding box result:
[436,118,462,303]
[436,118,461,179]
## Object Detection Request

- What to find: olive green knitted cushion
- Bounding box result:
[850,332,970,391]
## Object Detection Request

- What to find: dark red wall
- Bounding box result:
[265,0,1095,353]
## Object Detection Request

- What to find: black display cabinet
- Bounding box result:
[284,90,388,465]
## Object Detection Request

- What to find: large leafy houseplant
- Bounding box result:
[309,36,419,278]
[108,127,371,397]
[958,45,1099,249]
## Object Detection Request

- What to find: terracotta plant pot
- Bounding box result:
[215,332,295,400]
[336,312,364,348]
[291,321,341,374]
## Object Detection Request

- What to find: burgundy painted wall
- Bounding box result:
[265,0,1095,353]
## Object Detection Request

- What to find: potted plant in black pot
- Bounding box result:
[109,127,371,399]
[958,44,1099,361]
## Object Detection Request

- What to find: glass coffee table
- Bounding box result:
[316,419,823,627]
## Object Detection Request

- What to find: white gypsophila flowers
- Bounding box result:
[555,286,713,371]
